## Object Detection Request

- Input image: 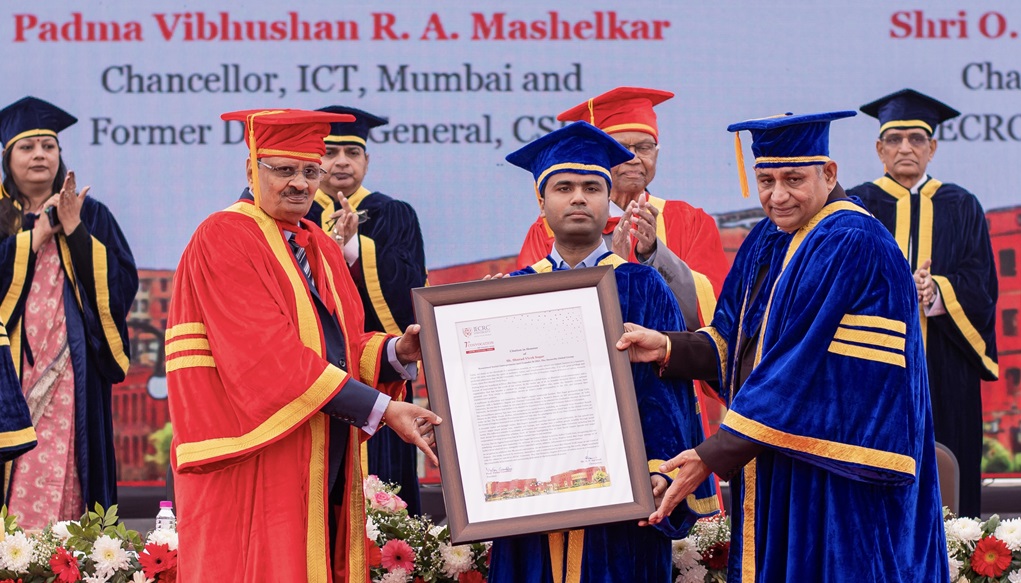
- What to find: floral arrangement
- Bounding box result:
[944,509,1021,582]
[671,514,730,583]
[0,503,178,583]
[363,475,489,583]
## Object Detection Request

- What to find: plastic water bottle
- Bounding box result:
[155,500,176,531]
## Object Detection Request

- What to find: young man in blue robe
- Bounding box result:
[305,106,428,515]
[846,89,998,519]
[490,121,719,583]
[618,112,949,582]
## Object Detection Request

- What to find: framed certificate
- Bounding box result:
[412,266,654,544]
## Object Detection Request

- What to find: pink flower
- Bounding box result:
[372,491,396,511]
[381,539,416,572]
[371,491,407,512]
[392,494,408,511]
[363,475,385,499]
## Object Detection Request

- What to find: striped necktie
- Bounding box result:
[288,235,313,283]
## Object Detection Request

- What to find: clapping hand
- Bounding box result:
[56,171,88,235]
[913,259,936,306]
[329,195,360,246]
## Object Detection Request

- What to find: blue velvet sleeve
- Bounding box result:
[616,264,719,537]
[359,199,427,334]
[0,324,34,463]
[724,214,926,486]
[65,198,138,384]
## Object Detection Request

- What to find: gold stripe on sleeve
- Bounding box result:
[931,275,999,378]
[838,314,906,335]
[827,340,906,368]
[832,327,906,351]
[175,365,345,468]
[165,322,206,340]
[165,355,216,373]
[723,410,916,475]
[91,237,130,374]
[0,426,36,449]
[165,337,211,356]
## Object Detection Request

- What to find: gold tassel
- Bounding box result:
[735,132,750,198]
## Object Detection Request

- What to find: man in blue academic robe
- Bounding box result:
[618,112,949,582]
[305,106,428,514]
[491,121,718,583]
[846,89,998,519]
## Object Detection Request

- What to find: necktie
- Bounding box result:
[288,236,313,284]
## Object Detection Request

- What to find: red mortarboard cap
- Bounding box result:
[220,109,355,163]
[557,87,674,141]
[220,109,354,208]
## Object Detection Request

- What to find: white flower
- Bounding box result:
[678,563,708,583]
[90,534,131,574]
[84,575,111,583]
[146,528,179,551]
[1007,569,1021,583]
[947,555,962,580]
[0,530,35,571]
[366,516,380,542]
[995,518,1021,552]
[52,520,75,543]
[429,524,446,538]
[363,474,385,499]
[439,543,473,576]
[671,538,701,571]
[945,517,983,545]
[379,567,409,583]
[131,571,155,583]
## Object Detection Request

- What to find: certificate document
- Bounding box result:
[434,286,633,524]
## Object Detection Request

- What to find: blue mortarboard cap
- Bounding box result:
[859,89,960,136]
[506,121,634,199]
[727,111,856,197]
[315,105,388,148]
[0,96,77,150]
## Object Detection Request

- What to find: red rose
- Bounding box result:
[971,536,1012,578]
[701,541,730,570]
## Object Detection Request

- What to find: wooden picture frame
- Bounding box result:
[412,266,654,544]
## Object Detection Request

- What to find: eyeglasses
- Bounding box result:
[620,141,659,157]
[881,134,931,148]
[323,209,369,232]
[258,160,327,182]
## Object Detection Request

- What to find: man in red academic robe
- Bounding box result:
[167,109,440,583]
[517,87,727,328]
